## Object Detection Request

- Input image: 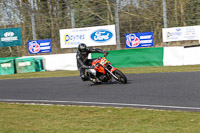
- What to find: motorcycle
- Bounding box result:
[86,56,127,84]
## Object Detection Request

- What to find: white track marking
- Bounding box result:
[0,99,200,110]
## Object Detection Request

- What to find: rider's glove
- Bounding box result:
[104,51,108,57]
[89,66,95,69]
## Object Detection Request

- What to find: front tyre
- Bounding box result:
[113,70,127,84]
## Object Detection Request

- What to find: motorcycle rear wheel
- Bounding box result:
[113,70,127,84]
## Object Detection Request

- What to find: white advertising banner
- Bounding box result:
[60,25,116,48]
[162,25,200,42]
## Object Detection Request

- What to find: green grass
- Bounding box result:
[1,65,200,80]
[0,103,200,133]
[1,65,200,132]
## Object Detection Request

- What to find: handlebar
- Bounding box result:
[98,57,102,60]
[104,51,108,57]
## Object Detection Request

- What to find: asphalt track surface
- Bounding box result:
[0,71,200,111]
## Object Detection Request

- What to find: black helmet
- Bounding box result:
[78,43,87,52]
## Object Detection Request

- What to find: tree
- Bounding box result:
[0,0,199,57]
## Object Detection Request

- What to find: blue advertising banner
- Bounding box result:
[0,27,22,47]
[28,39,51,54]
[125,32,154,48]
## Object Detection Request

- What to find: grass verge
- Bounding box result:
[0,103,200,133]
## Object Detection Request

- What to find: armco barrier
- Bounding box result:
[91,47,164,68]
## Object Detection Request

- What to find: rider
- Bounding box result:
[76,43,108,82]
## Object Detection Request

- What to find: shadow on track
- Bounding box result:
[88,80,131,86]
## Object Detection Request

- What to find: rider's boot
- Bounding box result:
[81,75,90,81]
[95,78,101,83]
[89,77,101,83]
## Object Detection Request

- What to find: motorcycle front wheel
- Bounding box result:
[113,69,127,84]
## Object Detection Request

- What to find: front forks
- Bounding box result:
[104,68,118,80]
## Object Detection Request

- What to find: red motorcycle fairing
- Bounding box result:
[92,57,116,74]
[110,67,117,72]
[90,56,127,84]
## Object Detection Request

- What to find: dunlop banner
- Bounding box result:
[0,27,22,47]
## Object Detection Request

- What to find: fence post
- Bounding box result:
[115,0,121,50]
[163,0,168,47]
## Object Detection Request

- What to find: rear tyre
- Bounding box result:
[113,70,127,84]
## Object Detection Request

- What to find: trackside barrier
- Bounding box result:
[163,47,184,66]
[22,47,196,71]
[15,57,46,73]
[0,57,20,75]
[0,59,15,75]
[1,46,199,73]
[163,46,200,66]
[22,53,78,71]
[91,47,164,68]
[42,53,78,71]
[182,46,200,65]
[15,58,36,73]
[34,57,45,72]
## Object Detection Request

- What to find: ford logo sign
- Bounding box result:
[91,30,113,42]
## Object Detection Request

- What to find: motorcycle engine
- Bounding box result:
[99,75,108,82]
